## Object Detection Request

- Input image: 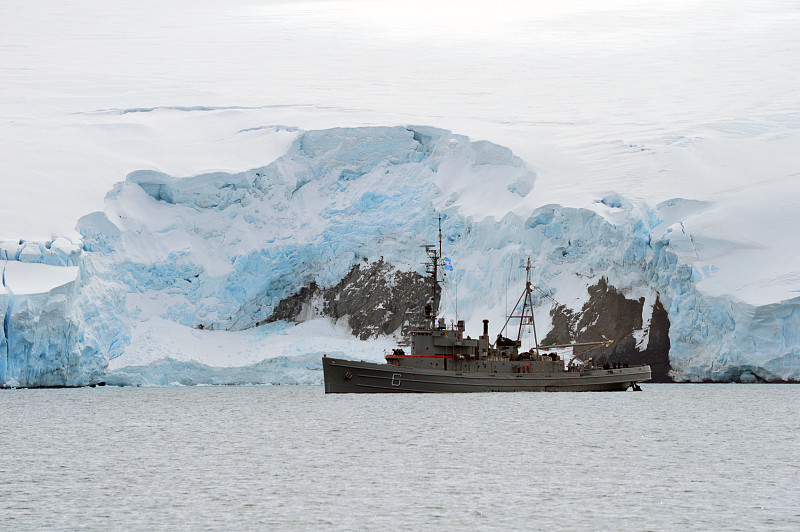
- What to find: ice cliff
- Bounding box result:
[1,126,798,387]
[0,241,126,387]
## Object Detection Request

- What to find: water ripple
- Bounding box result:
[1,384,798,530]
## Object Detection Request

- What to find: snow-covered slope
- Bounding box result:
[1,1,799,385]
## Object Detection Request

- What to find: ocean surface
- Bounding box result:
[2,384,798,531]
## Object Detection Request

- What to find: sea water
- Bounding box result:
[1,384,798,531]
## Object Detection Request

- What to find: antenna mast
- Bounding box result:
[423,215,443,330]
[438,215,442,260]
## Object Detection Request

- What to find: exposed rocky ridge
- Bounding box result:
[542,278,673,382]
[269,269,674,380]
[264,259,435,340]
[262,282,320,325]
[634,298,672,382]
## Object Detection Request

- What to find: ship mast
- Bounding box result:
[500,257,615,361]
[423,215,443,330]
[500,257,540,353]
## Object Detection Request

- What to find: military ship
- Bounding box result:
[322,221,651,393]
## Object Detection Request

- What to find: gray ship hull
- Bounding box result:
[323,357,651,393]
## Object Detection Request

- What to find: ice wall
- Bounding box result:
[1,126,798,386]
[0,242,127,387]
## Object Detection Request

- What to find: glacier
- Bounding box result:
[1,125,798,387]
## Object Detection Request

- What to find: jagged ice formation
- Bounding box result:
[1,126,798,386]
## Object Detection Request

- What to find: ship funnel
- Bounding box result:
[483,319,489,336]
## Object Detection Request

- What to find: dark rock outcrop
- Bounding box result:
[542,278,673,382]
[634,297,672,382]
[263,259,435,340]
[266,269,672,379]
[266,282,320,323]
